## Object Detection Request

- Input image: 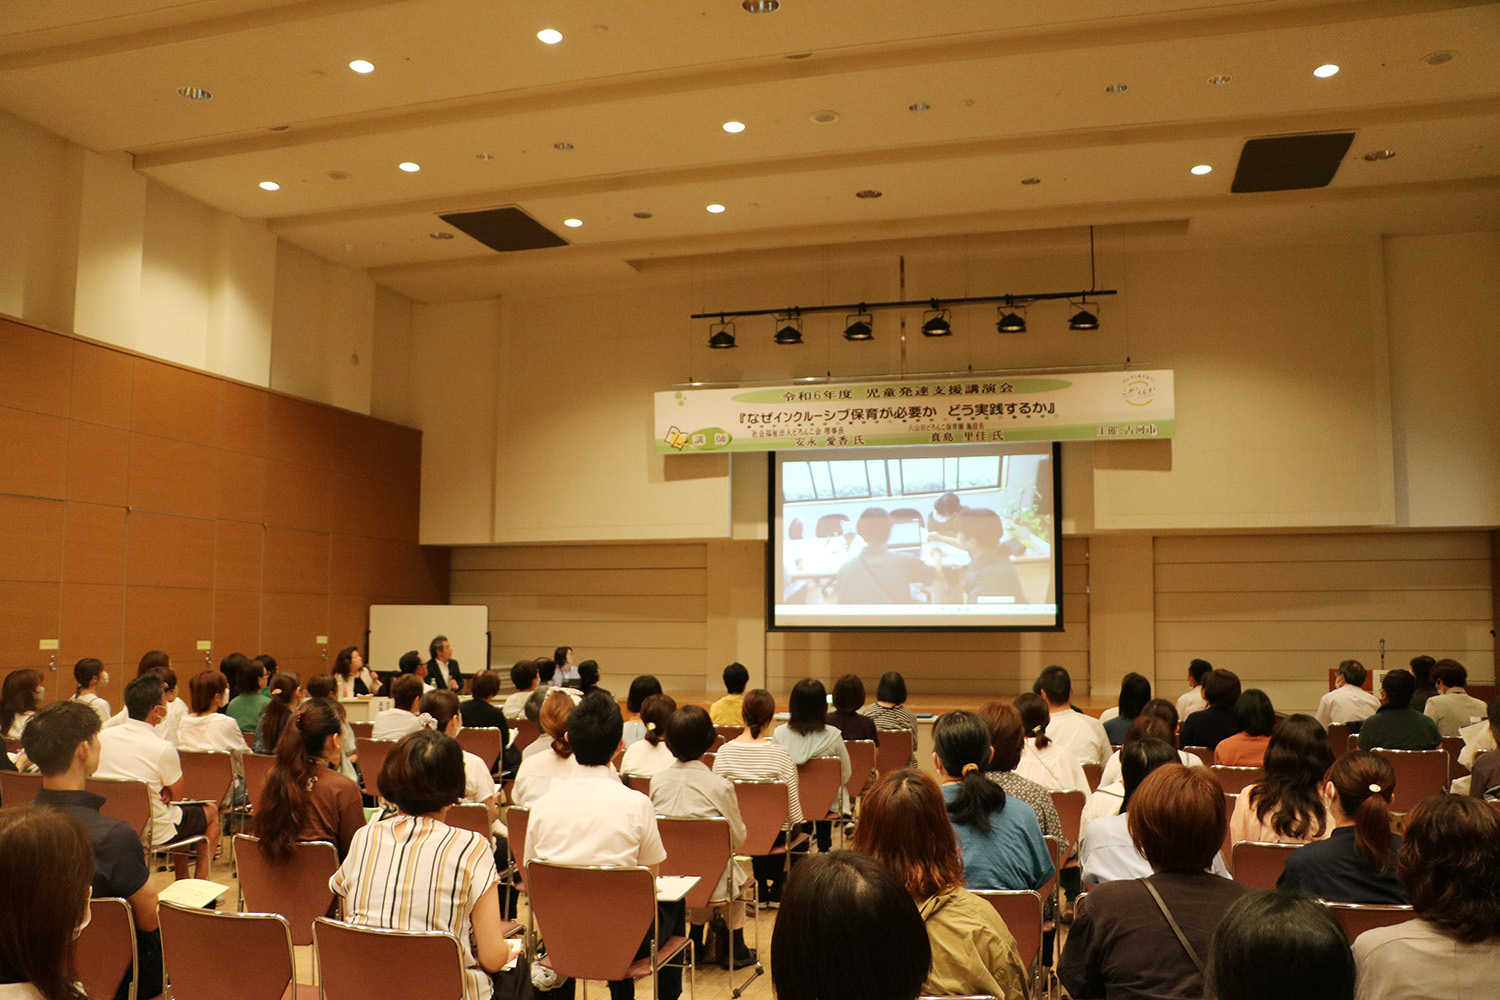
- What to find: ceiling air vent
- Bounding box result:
[1230,132,1355,193]
[437,206,569,252]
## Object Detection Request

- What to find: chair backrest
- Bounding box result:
[702,752,715,771]
[873,728,914,777]
[233,834,339,946]
[797,756,844,820]
[708,734,726,753]
[733,779,793,854]
[1222,793,1239,866]
[1347,733,1361,753]
[1039,834,1060,901]
[75,897,136,1000]
[314,917,466,1000]
[1440,736,1469,780]
[526,862,658,982]
[159,900,295,1000]
[1081,762,1103,792]
[178,749,234,805]
[1230,841,1300,889]
[1373,749,1448,813]
[444,803,491,839]
[658,816,734,908]
[355,738,399,798]
[0,769,42,807]
[456,727,503,771]
[1181,745,1214,768]
[1049,789,1087,850]
[511,719,540,752]
[348,720,374,740]
[242,752,276,813]
[844,739,877,799]
[623,773,652,794]
[242,731,256,749]
[1323,902,1417,944]
[815,514,849,538]
[972,890,1043,972]
[1326,721,1350,747]
[505,806,530,889]
[85,777,152,846]
[714,724,745,743]
[1210,765,1264,794]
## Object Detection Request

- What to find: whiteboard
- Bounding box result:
[368,604,490,678]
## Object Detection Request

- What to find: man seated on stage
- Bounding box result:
[835,507,936,605]
[1424,659,1488,738]
[1316,659,1381,729]
[427,634,462,692]
[1358,669,1442,751]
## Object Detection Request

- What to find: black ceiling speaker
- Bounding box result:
[1231,132,1355,193]
[437,206,569,252]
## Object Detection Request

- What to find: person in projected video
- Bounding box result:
[951,507,1025,603]
[834,507,937,604]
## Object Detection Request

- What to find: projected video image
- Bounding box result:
[771,444,1060,630]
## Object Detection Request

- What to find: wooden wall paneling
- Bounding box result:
[0,405,69,499]
[216,380,268,457]
[0,494,64,583]
[130,357,220,447]
[216,450,267,524]
[59,583,126,672]
[69,341,133,429]
[262,528,330,594]
[62,502,126,593]
[0,319,72,417]
[259,591,329,681]
[328,473,383,538]
[265,395,336,471]
[213,520,263,591]
[326,594,369,656]
[263,458,331,532]
[126,511,215,591]
[329,533,375,594]
[0,581,61,672]
[122,586,213,673]
[126,433,218,517]
[65,421,130,506]
[211,589,262,663]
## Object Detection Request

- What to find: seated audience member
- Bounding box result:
[1407,654,1438,713]
[1351,794,1500,1000]
[1214,689,1277,767]
[771,851,931,1000]
[853,770,1029,1000]
[948,506,1026,602]
[1467,694,1500,799]
[332,730,519,1000]
[1208,890,1355,1000]
[304,676,358,782]
[22,702,162,1000]
[622,675,664,747]
[772,679,852,850]
[1103,672,1152,746]
[1357,669,1441,751]
[824,673,879,743]
[1081,737,1230,885]
[1277,751,1406,904]
[858,671,920,769]
[535,657,582,702]
[252,672,303,754]
[979,700,1071,855]
[426,634,462,693]
[519,688,554,761]
[225,657,271,733]
[511,690,579,807]
[553,645,579,684]
[331,646,374,699]
[834,506,936,605]
[253,697,363,860]
[709,662,750,727]
[1228,714,1332,847]
[371,674,427,741]
[1422,658,1488,738]
[525,691,682,1000]
[96,675,219,879]
[1176,658,1212,722]
[1316,659,1380,728]
[1036,665,1111,767]
[1179,668,1244,750]
[1081,717,1168,837]
[620,693,678,778]
[1059,765,1250,1000]
[419,690,499,828]
[649,705,754,968]
[102,657,183,738]
[459,670,512,745]
[216,651,250,694]
[1,668,44,740]
[1013,692,1089,793]
[502,660,540,720]
[713,688,802,903]
[1098,698,1206,787]
[0,805,95,1000]
[931,711,1051,891]
[573,659,607,698]
[178,670,248,755]
[71,658,111,724]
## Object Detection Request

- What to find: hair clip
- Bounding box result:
[646,722,657,732]
[1368,783,1382,794]
[961,762,979,776]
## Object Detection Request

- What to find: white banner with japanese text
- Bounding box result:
[655,370,1174,453]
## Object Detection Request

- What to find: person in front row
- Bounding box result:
[371,674,427,741]
[834,507,935,604]
[1178,668,1244,751]
[525,691,684,1000]
[1315,659,1380,729]
[1422,658,1488,738]
[1035,665,1111,767]
[0,805,96,1000]
[708,662,749,727]
[1357,669,1441,751]
[22,701,163,1000]
[1207,890,1355,1000]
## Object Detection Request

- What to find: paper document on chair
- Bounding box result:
[655,876,700,902]
[158,879,228,908]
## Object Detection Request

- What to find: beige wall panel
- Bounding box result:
[451,567,707,597]
[204,209,276,386]
[139,181,212,371]
[490,621,706,649]
[1157,621,1491,655]
[269,242,375,414]
[71,150,146,352]
[452,545,708,572]
[1156,589,1493,623]
[1155,532,1489,564]
[370,285,415,427]
[468,594,709,624]
[1155,559,1489,594]
[0,110,78,331]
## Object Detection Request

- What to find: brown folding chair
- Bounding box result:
[159,900,301,1000]
[456,727,504,772]
[1230,841,1300,889]
[973,890,1044,999]
[702,752,715,771]
[844,739,877,802]
[708,734,726,753]
[76,897,138,1000]
[733,779,804,887]
[624,773,653,794]
[1222,793,1239,869]
[796,756,844,824]
[512,719,541,752]
[504,806,531,892]
[659,816,760,993]
[1049,789,1086,857]
[87,776,207,868]
[242,731,257,749]
[1374,749,1448,814]
[444,802,492,839]
[1081,763,1103,792]
[1323,901,1417,943]
[1210,765,1264,794]
[873,729,914,777]
[232,835,338,945]
[178,749,235,806]
[1326,723,1351,752]
[314,918,466,1000]
[1440,737,1470,781]
[526,861,694,1000]
[0,769,42,807]
[348,720,374,740]
[714,725,745,743]
[242,753,276,813]
[1181,745,1214,768]
[354,738,398,799]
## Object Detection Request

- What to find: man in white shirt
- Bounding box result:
[1036,665,1111,767]
[372,675,428,741]
[1424,659,1489,738]
[1176,659,1212,721]
[526,691,681,1000]
[503,660,541,720]
[1315,659,1381,728]
[95,675,218,879]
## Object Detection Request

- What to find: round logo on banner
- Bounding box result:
[1123,376,1156,406]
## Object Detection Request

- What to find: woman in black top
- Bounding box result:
[457,670,511,752]
[1277,751,1406,904]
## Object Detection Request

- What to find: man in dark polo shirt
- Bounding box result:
[22,701,162,1000]
[1358,669,1442,751]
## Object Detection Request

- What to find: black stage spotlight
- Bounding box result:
[920,303,952,336]
[996,295,1027,333]
[844,307,874,341]
[774,312,803,345]
[1068,302,1099,331]
[707,318,737,348]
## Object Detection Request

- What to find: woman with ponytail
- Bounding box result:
[1277,751,1406,904]
[252,698,364,862]
[1012,692,1089,793]
[713,689,802,903]
[511,689,579,807]
[252,672,303,754]
[932,710,1053,891]
[620,693,679,777]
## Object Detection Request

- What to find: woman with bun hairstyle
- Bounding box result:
[1276,751,1406,904]
[713,689,802,903]
[511,689,578,808]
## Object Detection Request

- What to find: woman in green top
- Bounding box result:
[225,657,270,733]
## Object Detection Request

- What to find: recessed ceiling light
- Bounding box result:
[398,161,421,172]
[1191,164,1213,175]
[258,181,280,191]
[1313,63,1340,78]
[706,204,726,214]
[348,59,374,74]
[742,0,780,11]
[633,211,653,219]
[1021,177,1041,185]
[563,218,583,228]
[908,101,930,112]
[722,121,746,133]
[176,86,211,100]
[553,142,574,151]
[855,189,882,199]
[1422,50,1456,67]
[1363,149,1396,162]
[537,28,563,44]
[809,110,841,124]
[1207,74,1231,85]
[430,232,454,239]
[1105,83,1128,94]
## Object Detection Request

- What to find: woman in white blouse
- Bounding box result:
[510,690,579,808]
[620,693,678,777]
[332,646,375,699]
[420,689,499,831]
[70,658,110,724]
[1012,693,1089,794]
[177,670,249,809]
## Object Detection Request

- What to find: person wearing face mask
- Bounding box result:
[70,659,111,725]
[0,804,97,1000]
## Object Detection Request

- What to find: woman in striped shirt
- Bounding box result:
[858,671,919,769]
[712,688,802,903]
